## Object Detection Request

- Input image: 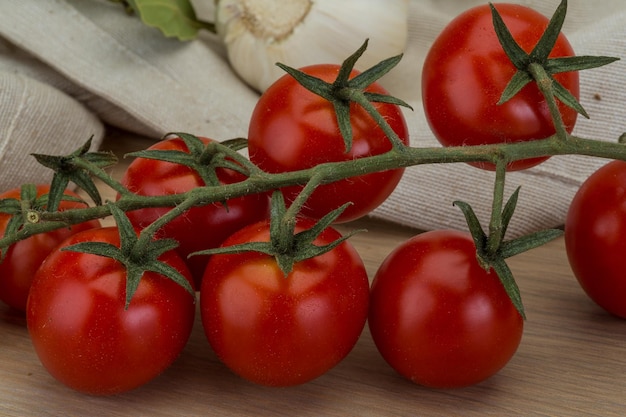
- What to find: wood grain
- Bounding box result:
[1,131,625,416]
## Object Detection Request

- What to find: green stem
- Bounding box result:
[528,62,569,142]
[134,191,202,249]
[4,133,626,249]
[487,158,508,256]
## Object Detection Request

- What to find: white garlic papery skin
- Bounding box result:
[216,0,409,93]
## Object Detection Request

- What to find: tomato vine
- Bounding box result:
[0,0,623,319]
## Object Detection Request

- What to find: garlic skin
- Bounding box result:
[215,0,409,93]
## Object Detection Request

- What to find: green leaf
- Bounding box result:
[127,0,214,41]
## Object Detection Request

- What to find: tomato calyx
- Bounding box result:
[0,184,86,261]
[125,132,257,187]
[192,190,361,275]
[32,137,118,209]
[276,39,412,152]
[454,185,562,320]
[63,203,195,308]
[492,0,618,131]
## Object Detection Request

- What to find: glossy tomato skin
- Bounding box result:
[0,185,100,312]
[248,64,409,223]
[422,4,579,171]
[565,160,626,318]
[200,219,370,386]
[119,136,270,286]
[368,230,524,388]
[26,227,196,395]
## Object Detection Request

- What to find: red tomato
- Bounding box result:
[0,185,100,312]
[247,64,409,223]
[422,3,579,171]
[119,136,270,286]
[565,160,626,318]
[27,227,196,395]
[368,230,524,388]
[200,219,370,386]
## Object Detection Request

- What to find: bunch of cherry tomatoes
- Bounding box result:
[0,1,623,396]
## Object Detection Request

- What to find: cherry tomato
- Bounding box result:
[27,227,196,395]
[422,3,579,171]
[368,230,524,388]
[119,136,270,286]
[200,219,370,386]
[565,160,626,318]
[0,185,100,312]
[248,64,409,223]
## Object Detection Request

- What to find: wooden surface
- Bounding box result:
[2,132,626,416]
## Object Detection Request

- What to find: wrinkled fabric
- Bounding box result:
[0,0,624,237]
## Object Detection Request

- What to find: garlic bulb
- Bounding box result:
[215,0,409,93]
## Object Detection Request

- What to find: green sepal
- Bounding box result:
[545,55,620,74]
[498,228,563,259]
[452,200,488,262]
[0,214,22,262]
[62,203,194,309]
[500,186,521,239]
[32,137,117,210]
[334,39,368,86]
[490,3,528,69]
[0,198,22,216]
[491,258,526,320]
[498,71,532,105]
[552,79,589,118]
[527,0,567,64]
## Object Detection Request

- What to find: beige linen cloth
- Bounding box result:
[0,0,624,237]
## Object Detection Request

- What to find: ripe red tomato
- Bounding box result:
[368,230,524,388]
[422,3,579,171]
[27,226,196,395]
[565,160,626,318]
[0,185,100,312]
[200,219,370,386]
[247,64,409,223]
[119,136,270,285]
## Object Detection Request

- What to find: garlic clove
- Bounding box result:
[216,0,409,93]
